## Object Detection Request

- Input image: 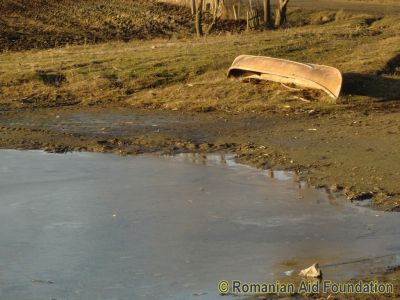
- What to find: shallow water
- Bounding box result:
[0,150,399,300]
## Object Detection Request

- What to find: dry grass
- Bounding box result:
[0,10,399,113]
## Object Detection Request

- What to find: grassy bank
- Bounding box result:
[1,10,399,112]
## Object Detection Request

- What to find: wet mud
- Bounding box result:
[0,106,400,211]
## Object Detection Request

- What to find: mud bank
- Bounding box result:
[1,106,399,211]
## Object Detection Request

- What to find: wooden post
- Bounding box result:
[195,0,204,37]
[263,0,271,28]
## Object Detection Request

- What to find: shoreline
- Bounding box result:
[1,106,399,212]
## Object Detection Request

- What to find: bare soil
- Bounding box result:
[0,0,193,51]
[1,104,400,211]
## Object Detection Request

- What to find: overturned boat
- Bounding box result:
[227,55,343,99]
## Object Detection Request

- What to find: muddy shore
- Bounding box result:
[1,105,399,211]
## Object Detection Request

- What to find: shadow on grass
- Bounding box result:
[378,53,400,76]
[342,73,400,101]
[36,70,66,87]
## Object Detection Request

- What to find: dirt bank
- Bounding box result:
[0,0,193,52]
[1,105,399,211]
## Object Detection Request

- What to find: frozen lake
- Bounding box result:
[0,150,399,299]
